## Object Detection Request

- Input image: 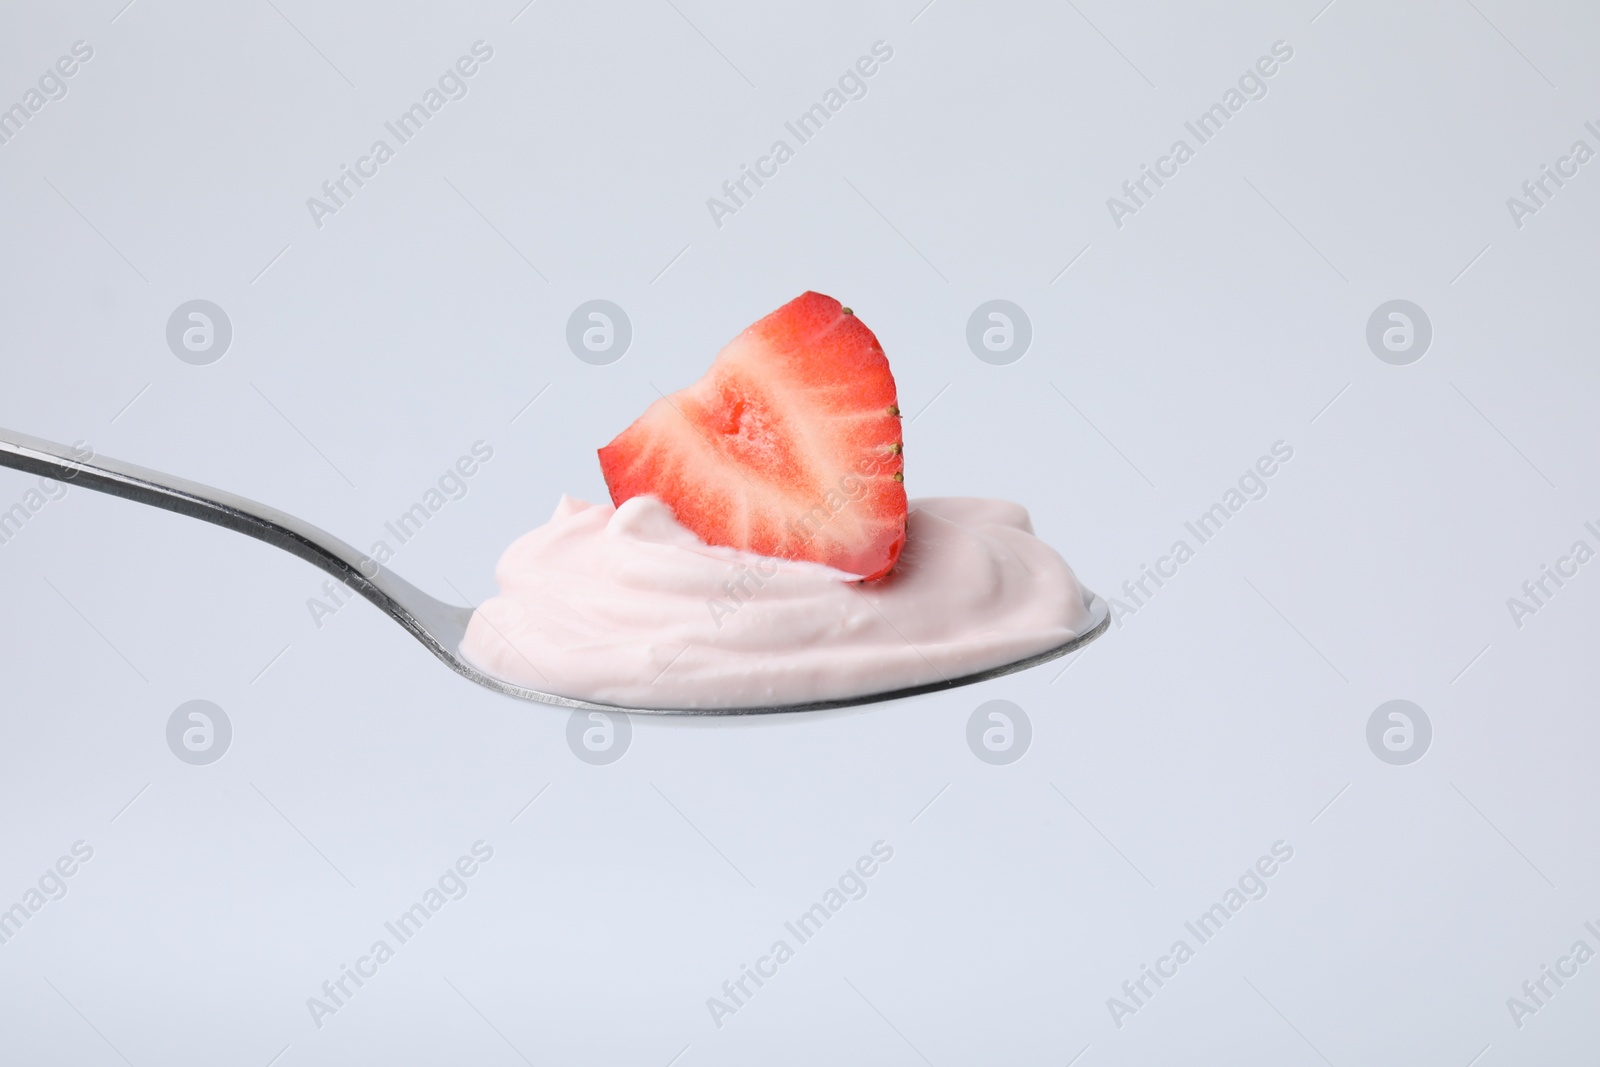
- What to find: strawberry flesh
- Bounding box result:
[598,292,907,579]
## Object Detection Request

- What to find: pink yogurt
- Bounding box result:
[460,494,1092,709]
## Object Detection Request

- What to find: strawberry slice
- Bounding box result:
[598,292,907,579]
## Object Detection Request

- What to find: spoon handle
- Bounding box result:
[0,426,471,657]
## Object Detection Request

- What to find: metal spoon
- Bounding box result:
[0,427,1109,715]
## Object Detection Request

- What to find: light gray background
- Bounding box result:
[1,0,1596,1064]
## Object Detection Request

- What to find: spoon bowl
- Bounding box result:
[0,428,1108,714]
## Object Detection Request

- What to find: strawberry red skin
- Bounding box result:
[598,292,907,579]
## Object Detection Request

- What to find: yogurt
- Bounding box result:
[460,495,1093,709]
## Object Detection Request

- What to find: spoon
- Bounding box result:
[0,427,1109,715]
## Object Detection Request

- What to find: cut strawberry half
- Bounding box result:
[598,291,907,579]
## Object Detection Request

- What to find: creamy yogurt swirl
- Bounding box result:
[460,495,1093,709]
